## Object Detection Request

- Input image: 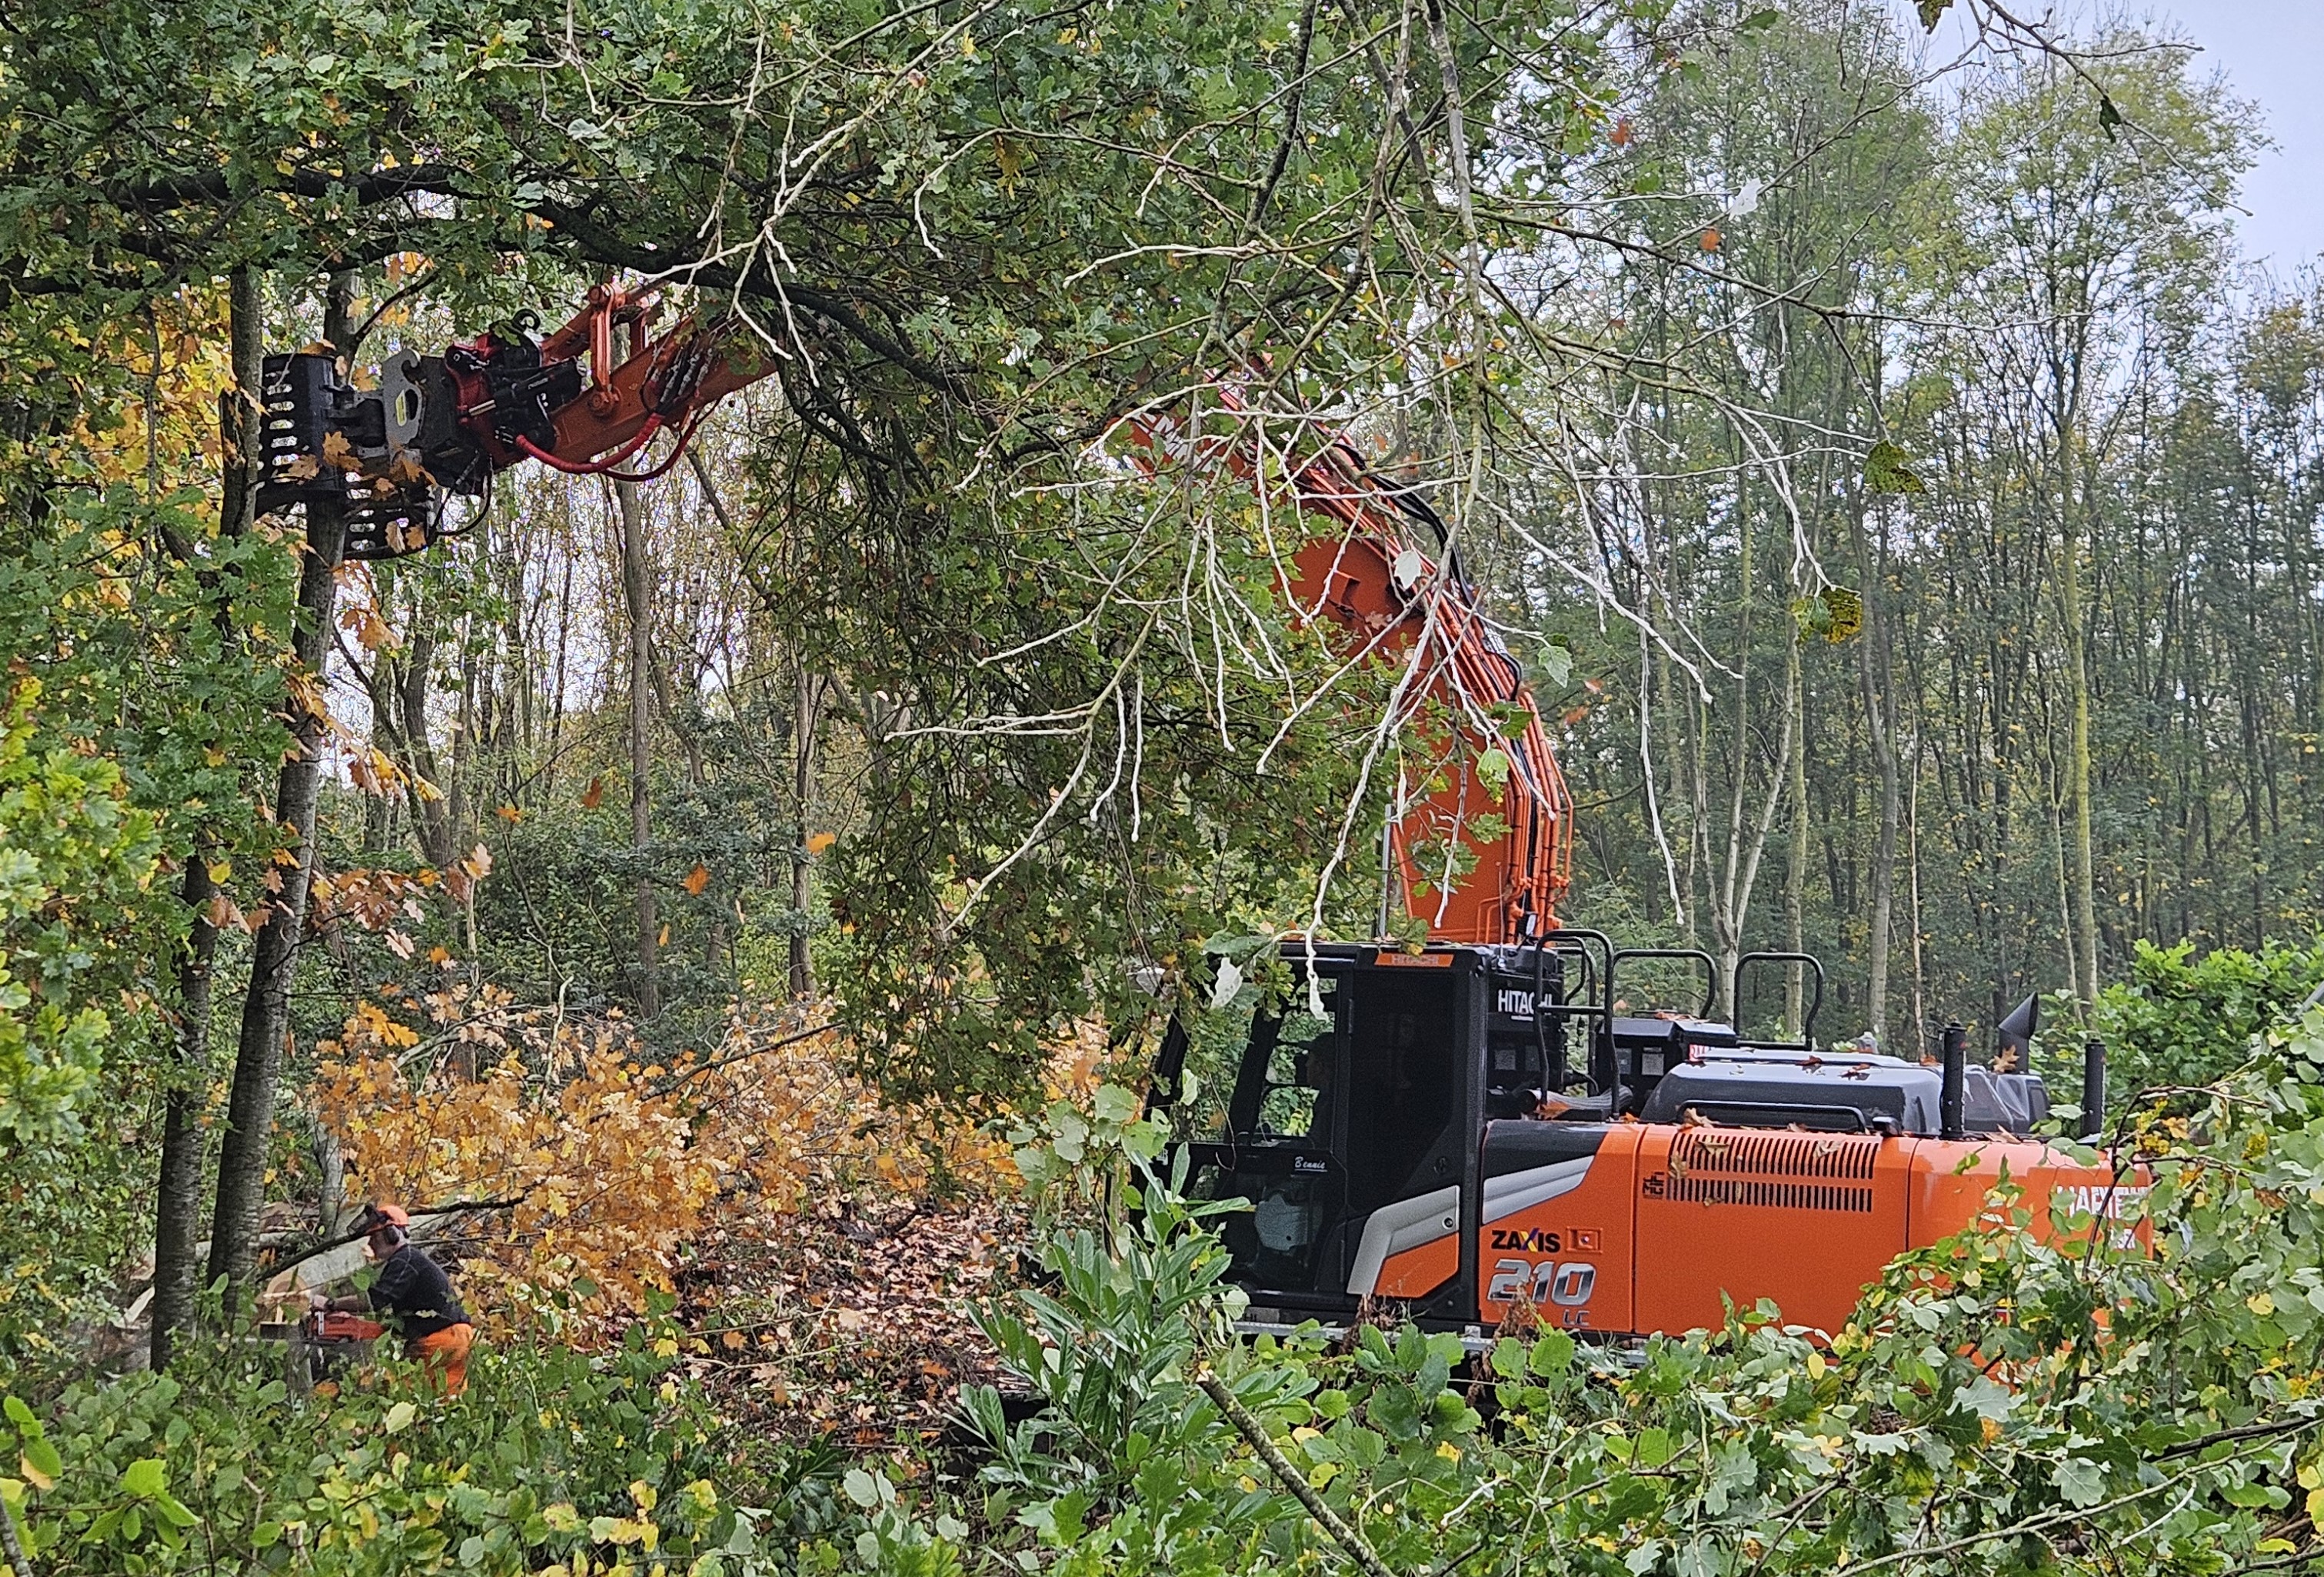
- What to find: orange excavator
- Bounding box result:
[258,288,2143,1345]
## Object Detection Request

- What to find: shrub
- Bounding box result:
[0,1302,804,1575]
[2080,935,2324,1109]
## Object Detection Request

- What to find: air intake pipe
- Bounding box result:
[1939,1020,1966,1141]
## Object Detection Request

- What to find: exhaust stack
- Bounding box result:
[2081,1036,2107,1142]
[1939,1020,1966,1141]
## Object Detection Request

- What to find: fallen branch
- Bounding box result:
[259,1196,528,1281]
[650,1021,837,1097]
[1195,1364,1397,1577]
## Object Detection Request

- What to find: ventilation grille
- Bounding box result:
[1666,1175,1874,1213]
[1673,1130,1880,1181]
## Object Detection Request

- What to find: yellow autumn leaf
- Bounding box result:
[682,863,710,896]
[805,831,837,855]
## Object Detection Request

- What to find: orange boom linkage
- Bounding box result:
[259,292,2149,1348]
[1134,391,1572,945]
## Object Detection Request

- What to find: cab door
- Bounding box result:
[1181,953,1481,1322]
[1182,969,1354,1315]
[1336,959,1478,1318]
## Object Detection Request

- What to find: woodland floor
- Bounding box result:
[676,1184,1029,1447]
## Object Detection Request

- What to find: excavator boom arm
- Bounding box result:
[254,290,1568,939]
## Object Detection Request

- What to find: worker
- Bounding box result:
[310,1202,476,1397]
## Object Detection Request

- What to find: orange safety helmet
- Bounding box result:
[358,1202,411,1236]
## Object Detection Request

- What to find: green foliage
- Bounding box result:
[1863,438,1926,495]
[0,675,159,1137]
[924,1029,2324,1574]
[0,1309,806,1575]
[0,0,1673,1105]
[0,495,296,1349]
[2078,935,2324,1109]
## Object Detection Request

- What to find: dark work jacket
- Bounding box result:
[365,1244,469,1339]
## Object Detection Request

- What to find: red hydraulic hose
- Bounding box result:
[515,414,664,475]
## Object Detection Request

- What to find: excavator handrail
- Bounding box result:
[1733,950,1826,1051]
[1608,947,1719,1019]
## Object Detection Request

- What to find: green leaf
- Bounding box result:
[2053,1456,2106,1508]
[2,1396,32,1429]
[1916,0,1952,27]
[1529,1329,1576,1378]
[1537,640,1574,688]
[1636,1426,1674,1469]
[2098,92,2123,141]
[382,1400,417,1434]
[251,1521,283,1550]
[1741,7,1781,28]
[1476,747,1511,796]
[1864,439,1924,495]
[843,1468,883,1508]
[120,1458,165,1499]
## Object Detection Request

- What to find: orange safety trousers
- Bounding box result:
[408,1323,475,1397]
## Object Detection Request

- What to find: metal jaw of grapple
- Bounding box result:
[254,350,444,561]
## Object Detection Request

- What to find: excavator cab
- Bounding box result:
[1157,939,2118,1345]
[1164,946,1487,1327]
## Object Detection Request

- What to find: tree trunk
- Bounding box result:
[1783,615,1810,1037]
[151,265,265,1367]
[2062,503,2099,1010]
[1850,521,1900,1048]
[206,274,354,1303]
[791,668,820,999]
[615,474,661,1018]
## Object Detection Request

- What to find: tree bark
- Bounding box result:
[151,265,265,1368]
[206,274,354,1303]
[615,473,661,1018]
[2062,495,2099,1010]
[1850,518,1900,1047]
[791,668,821,999]
[1783,615,1810,1037]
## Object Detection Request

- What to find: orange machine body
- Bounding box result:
[1176,942,2146,1345]
[1469,1125,2145,1338]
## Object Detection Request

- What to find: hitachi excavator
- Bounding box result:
[256,287,2143,1345]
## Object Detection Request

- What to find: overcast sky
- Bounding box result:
[1907,1,2324,275]
[2146,0,2324,276]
